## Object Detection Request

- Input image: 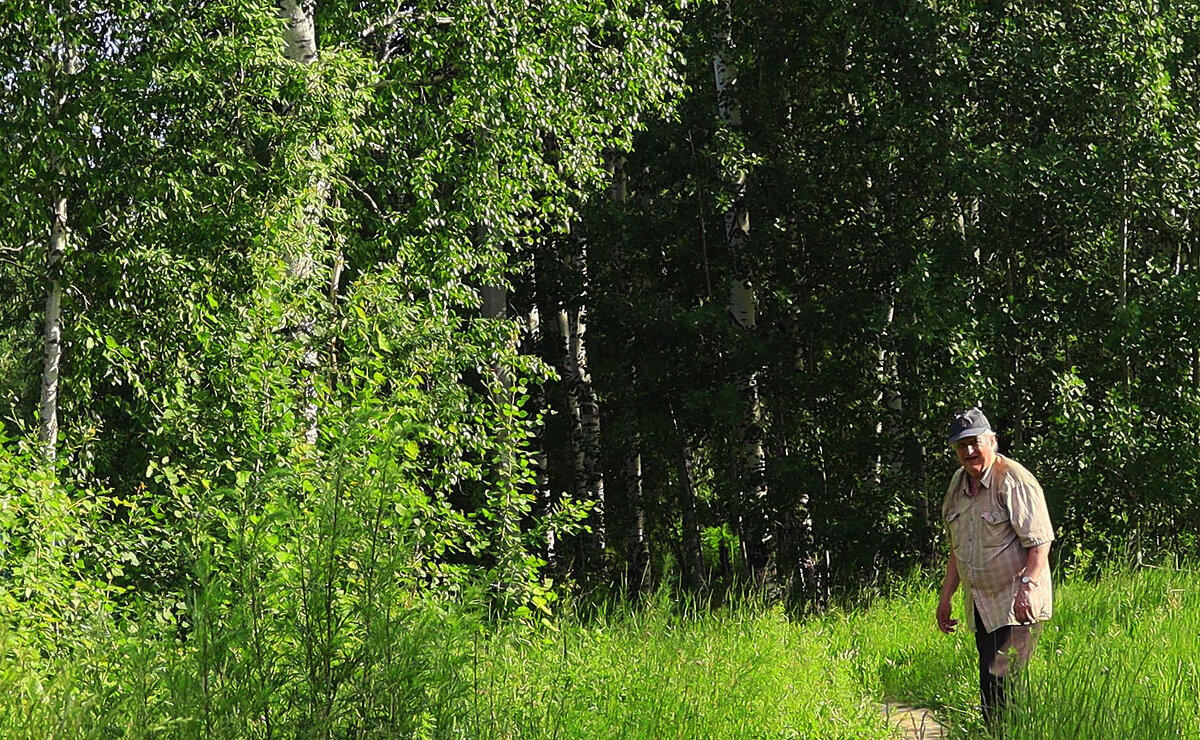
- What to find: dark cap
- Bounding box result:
[948,408,992,444]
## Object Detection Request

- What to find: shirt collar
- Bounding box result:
[963,455,1000,497]
[979,457,999,488]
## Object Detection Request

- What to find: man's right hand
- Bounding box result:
[936,599,958,634]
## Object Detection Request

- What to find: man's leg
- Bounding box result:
[974,607,1010,724]
[973,607,1042,724]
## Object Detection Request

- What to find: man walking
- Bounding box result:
[936,408,1054,724]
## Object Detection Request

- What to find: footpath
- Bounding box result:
[881,702,948,739]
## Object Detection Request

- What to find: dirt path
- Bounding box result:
[880,702,948,739]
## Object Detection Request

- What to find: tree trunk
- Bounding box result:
[38,41,78,463]
[623,444,651,595]
[606,151,649,591]
[873,295,902,483]
[277,0,323,445]
[558,264,607,574]
[671,408,705,592]
[1005,252,1025,450]
[713,7,772,587]
[278,0,317,63]
[39,193,67,462]
[1120,164,1132,390]
[521,303,556,568]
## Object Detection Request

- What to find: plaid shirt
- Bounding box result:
[942,454,1055,634]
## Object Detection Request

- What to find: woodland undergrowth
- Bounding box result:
[2,477,1197,740]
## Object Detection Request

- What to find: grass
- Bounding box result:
[463,565,1200,739]
[1,565,1197,738]
[998,566,1200,739]
[463,594,889,738]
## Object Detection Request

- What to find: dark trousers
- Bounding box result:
[973,606,1041,724]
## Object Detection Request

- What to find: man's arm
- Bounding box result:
[936,552,960,633]
[1013,542,1050,623]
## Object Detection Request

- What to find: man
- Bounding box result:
[936,408,1054,725]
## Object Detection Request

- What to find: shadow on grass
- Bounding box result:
[877,642,966,709]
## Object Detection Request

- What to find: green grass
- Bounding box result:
[463,594,890,739]
[463,566,1200,739]
[999,567,1200,739]
[1,566,1197,738]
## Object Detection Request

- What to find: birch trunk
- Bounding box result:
[552,146,607,574]
[557,259,607,573]
[872,297,900,483]
[477,215,529,604]
[40,194,67,462]
[846,65,901,486]
[278,0,317,63]
[277,0,322,445]
[522,304,556,568]
[713,10,772,585]
[1005,252,1025,449]
[1120,165,1132,390]
[671,404,705,591]
[607,152,649,590]
[38,42,77,463]
[623,442,650,594]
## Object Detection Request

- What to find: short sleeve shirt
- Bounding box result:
[941,454,1055,634]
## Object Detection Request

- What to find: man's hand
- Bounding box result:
[1014,584,1035,624]
[936,598,958,634]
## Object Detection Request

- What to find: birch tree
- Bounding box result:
[606,153,652,591]
[318,0,683,598]
[277,0,323,446]
[39,45,75,463]
[712,1,773,584]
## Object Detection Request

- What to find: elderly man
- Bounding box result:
[936,408,1054,724]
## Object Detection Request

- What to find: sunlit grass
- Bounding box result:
[464,565,1200,739]
[1,565,1196,737]
[999,566,1200,739]
[463,593,892,739]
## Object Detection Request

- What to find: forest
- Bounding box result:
[3,0,1200,737]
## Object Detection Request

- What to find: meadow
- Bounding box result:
[461,565,1200,739]
[2,565,1196,738]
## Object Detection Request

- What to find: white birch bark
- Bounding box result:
[713,14,772,581]
[524,304,556,567]
[483,278,527,601]
[38,42,77,463]
[557,262,606,566]
[608,152,649,589]
[623,443,650,591]
[277,0,322,445]
[278,0,317,63]
[845,59,902,486]
[40,193,67,462]
[1120,164,1132,390]
[537,136,606,572]
[873,296,902,483]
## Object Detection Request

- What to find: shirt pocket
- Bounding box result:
[980,508,1013,548]
[945,510,964,548]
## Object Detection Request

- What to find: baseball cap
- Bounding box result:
[948,407,992,444]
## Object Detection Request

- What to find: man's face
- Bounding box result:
[954,434,995,479]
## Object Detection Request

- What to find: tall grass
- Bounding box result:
[830,564,1200,738]
[1,565,1196,737]
[460,566,1200,739]
[1000,566,1200,739]
[461,592,889,739]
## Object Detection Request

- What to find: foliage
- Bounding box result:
[580,0,1200,596]
[3,556,1196,738]
[6,0,1200,732]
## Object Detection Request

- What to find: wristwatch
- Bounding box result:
[1020,575,1037,587]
